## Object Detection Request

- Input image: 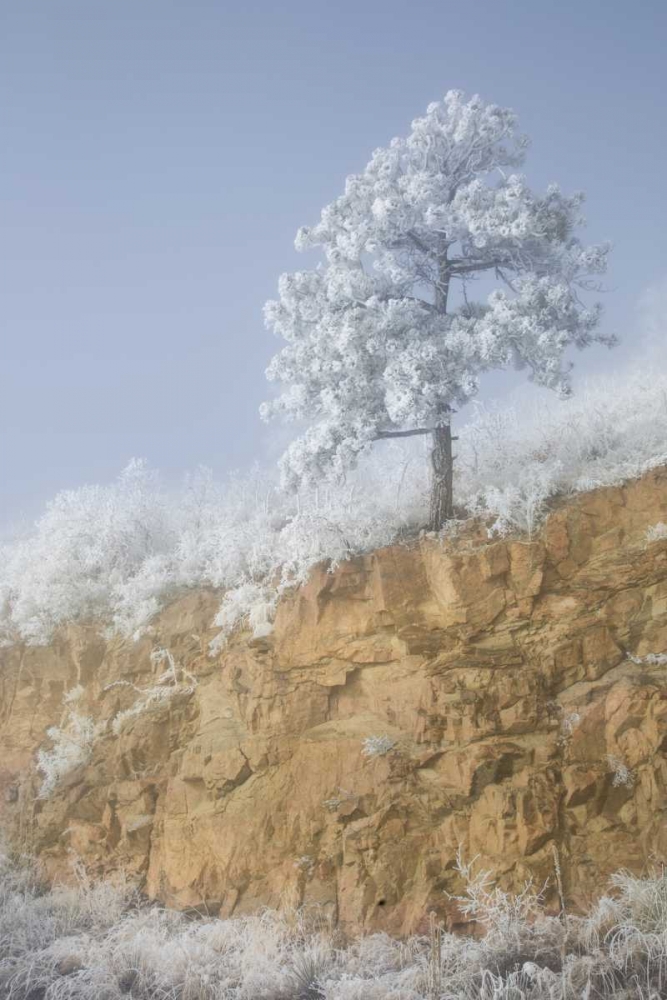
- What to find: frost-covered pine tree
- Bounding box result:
[262,91,613,529]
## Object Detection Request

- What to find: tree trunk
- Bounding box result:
[429,241,455,530]
[429,422,454,531]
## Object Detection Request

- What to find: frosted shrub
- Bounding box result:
[109,648,196,735]
[38,651,197,795]
[63,684,85,705]
[108,553,175,640]
[468,465,557,538]
[628,651,667,666]
[457,369,667,530]
[0,460,176,645]
[361,735,396,758]
[0,446,426,649]
[37,695,104,798]
[451,851,552,947]
[606,754,636,789]
[561,712,580,735]
[293,855,316,874]
[2,364,667,649]
[210,581,277,653]
[557,711,581,750]
[646,521,667,543]
[110,683,190,736]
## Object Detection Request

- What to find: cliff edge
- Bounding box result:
[1,469,667,935]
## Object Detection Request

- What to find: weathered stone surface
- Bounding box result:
[2,469,667,935]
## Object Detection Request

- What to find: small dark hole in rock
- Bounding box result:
[377,899,386,907]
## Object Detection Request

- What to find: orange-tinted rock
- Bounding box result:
[1,470,667,934]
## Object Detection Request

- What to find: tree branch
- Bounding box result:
[373,428,433,440]
[447,258,503,275]
[407,231,432,255]
[357,295,436,312]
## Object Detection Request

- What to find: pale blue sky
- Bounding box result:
[1,0,666,520]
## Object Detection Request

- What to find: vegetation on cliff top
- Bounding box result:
[1,363,666,650]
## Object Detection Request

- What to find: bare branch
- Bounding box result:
[447,258,503,275]
[373,428,432,440]
[407,231,433,255]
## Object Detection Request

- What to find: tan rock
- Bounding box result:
[2,469,667,934]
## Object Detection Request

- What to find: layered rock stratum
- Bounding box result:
[1,469,667,935]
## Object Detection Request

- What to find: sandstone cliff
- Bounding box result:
[1,470,667,936]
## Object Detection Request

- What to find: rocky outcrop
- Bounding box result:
[2,470,667,935]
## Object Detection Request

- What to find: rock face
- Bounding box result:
[2,470,667,935]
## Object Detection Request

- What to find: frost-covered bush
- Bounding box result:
[606,754,636,789]
[107,648,197,736]
[1,851,667,999]
[36,688,105,798]
[457,368,667,536]
[0,460,176,646]
[467,466,555,539]
[37,651,197,796]
[647,521,667,543]
[361,735,397,758]
[628,651,667,666]
[0,448,427,649]
[2,366,667,648]
[210,581,277,653]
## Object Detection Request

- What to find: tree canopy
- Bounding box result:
[262,90,613,517]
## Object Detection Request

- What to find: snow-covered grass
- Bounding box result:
[1,367,667,649]
[1,850,667,999]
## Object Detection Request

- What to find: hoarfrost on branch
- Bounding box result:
[262,90,613,501]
